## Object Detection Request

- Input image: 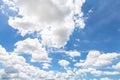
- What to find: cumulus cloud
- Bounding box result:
[0,45,8,55]
[74,51,120,78]
[0,45,120,79]
[0,45,26,66]
[73,0,86,28]
[0,45,75,80]
[58,59,70,67]
[75,50,120,67]
[75,67,120,78]
[66,51,81,58]
[1,0,86,48]
[100,77,112,80]
[14,38,51,62]
[42,63,51,69]
[2,0,120,79]
[112,62,120,69]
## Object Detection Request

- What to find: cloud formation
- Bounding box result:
[58,59,70,67]
[66,51,81,58]
[0,45,120,79]
[14,38,51,62]
[112,62,120,70]
[1,0,120,80]
[1,0,86,48]
[75,50,120,67]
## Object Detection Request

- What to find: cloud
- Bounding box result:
[100,77,112,80]
[94,53,120,67]
[0,46,74,80]
[75,67,120,78]
[73,0,86,28]
[42,63,51,69]
[103,71,120,75]
[2,0,120,79]
[66,50,81,58]
[4,66,18,74]
[0,45,8,55]
[0,69,4,79]
[74,50,120,79]
[1,0,86,48]
[75,50,120,67]
[0,45,26,66]
[40,26,74,48]
[0,45,120,79]
[7,0,73,48]
[14,38,51,62]
[58,59,69,67]
[112,62,120,69]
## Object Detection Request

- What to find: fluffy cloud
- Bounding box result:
[0,45,8,55]
[0,45,74,80]
[103,71,120,75]
[100,77,112,80]
[75,67,120,78]
[14,38,51,62]
[42,63,51,69]
[75,50,120,67]
[1,0,86,48]
[112,62,120,69]
[0,45,120,79]
[58,59,70,67]
[73,0,86,28]
[66,51,81,58]
[74,50,120,78]
[0,45,26,66]
[2,0,120,79]
[94,53,120,67]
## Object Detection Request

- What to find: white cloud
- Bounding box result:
[90,69,102,76]
[0,45,26,66]
[90,69,120,76]
[0,46,32,79]
[0,69,4,79]
[79,50,101,66]
[0,45,75,80]
[7,0,74,48]
[75,50,120,67]
[14,38,51,62]
[0,45,120,80]
[58,59,69,67]
[112,62,120,69]
[75,67,120,78]
[73,0,86,28]
[42,63,51,69]
[66,51,81,58]
[4,55,26,66]
[1,0,86,48]
[40,25,74,48]
[2,1,120,79]
[103,71,120,75]
[75,68,102,76]
[74,51,120,78]
[100,77,112,80]
[0,45,8,55]
[94,53,120,67]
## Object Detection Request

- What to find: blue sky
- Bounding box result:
[0,0,120,80]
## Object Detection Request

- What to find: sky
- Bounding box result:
[0,0,120,80]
